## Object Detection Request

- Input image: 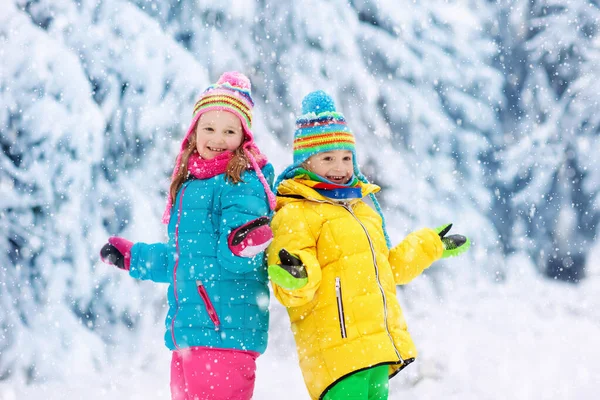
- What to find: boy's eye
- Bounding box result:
[343,156,352,161]
[323,157,333,161]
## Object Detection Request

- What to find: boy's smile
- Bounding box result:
[303,150,354,184]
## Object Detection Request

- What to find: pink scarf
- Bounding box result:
[161,144,273,224]
[188,151,233,179]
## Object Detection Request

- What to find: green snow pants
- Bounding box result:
[322,365,389,400]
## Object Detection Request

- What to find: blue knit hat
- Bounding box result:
[275,90,392,248]
[275,91,358,185]
[293,91,356,164]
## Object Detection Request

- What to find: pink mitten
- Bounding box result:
[228,217,273,258]
[100,237,133,270]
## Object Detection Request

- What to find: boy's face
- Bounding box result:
[195,110,244,159]
[304,150,354,184]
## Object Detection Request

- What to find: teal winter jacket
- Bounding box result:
[128,164,274,354]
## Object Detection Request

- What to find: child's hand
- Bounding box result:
[100,237,133,270]
[228,216,273,258]
[268,249,308,290]
[435,223,470,258]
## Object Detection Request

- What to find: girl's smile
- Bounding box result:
[195,110,244,159]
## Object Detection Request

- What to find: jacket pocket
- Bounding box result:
[196,281,221,330]
[335,277,347,339]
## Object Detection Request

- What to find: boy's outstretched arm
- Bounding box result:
[388,228,443,285]
[389,224,470,285]
[267,205,322,308]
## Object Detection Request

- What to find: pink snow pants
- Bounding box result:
[170,346,259,400]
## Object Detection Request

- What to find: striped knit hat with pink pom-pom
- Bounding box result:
[161,71,276,223]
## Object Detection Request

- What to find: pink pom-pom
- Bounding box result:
[217,71,251,90]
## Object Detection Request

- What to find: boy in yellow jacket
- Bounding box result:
[267,91,470,400]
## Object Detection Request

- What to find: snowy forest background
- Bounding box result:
[1,0,600,398]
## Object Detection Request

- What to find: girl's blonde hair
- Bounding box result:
[168,128,255,205]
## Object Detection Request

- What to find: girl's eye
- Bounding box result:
[226,130,236,135]
[204,127,214,132]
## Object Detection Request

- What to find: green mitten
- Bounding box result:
[268,249,308,290]
[435,223,471,258]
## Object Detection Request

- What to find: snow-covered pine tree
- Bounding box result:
[490,0,600,282]
[1,3,106,381]
[1,0,207,381]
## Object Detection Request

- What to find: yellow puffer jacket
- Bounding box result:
[267,178,443,400]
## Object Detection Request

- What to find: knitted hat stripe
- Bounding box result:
[294,132,355,147]
[294,139,355,152]
[194,102,252,128]
[198,101,252,128]
[203,83,254,106]
[294,144,355,155]
[196,99,251,118]
[294,131,354,141]
[294,139,355,154]
[194,97,252,126]
[195,93,252,114]
[294,144,356,157]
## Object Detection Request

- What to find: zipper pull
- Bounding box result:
[196,281,221,331]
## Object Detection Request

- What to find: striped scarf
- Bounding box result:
[293,168,362,200]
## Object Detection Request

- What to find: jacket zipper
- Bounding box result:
[196,281,221,330]
[335,277,347,338]
[288,194,405,363]
[170,183,189,349]
[340,203,404,363]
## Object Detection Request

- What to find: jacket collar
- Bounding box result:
[275,178,380,211]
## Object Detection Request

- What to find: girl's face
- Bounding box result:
[195,110,244,159]
[303,150,354,184]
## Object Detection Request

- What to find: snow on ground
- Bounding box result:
[1,262,599,400]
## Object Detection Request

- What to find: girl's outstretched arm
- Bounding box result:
[388,228,443,285]
[217,169,273,273]
[101,237,171,283]
[128,242,171,283]
[267,204,322,308]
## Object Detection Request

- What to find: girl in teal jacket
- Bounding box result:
[100,72,276,400]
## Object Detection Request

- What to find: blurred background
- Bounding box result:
[1,0,599,398]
